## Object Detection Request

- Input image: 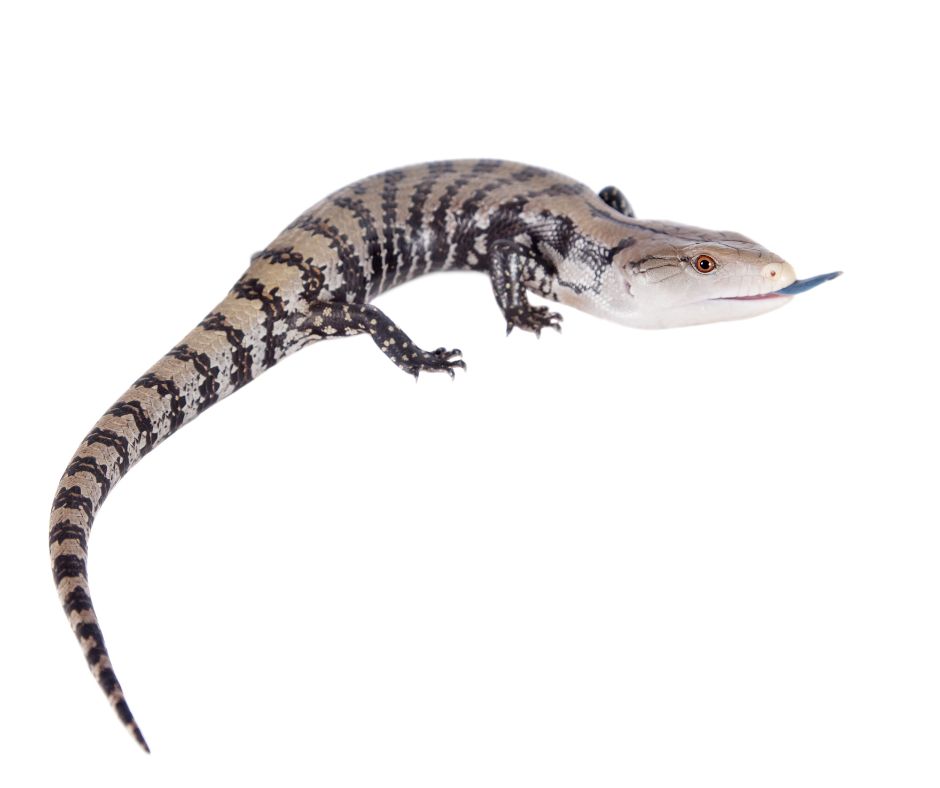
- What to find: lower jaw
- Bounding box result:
[619,294,793,329]
[716,293,786,302]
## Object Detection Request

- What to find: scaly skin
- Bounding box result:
[49,160,833,751]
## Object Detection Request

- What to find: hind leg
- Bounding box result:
[304,302,466,379]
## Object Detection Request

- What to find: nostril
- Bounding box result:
[761,263,783,280]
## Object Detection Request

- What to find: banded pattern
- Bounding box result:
[51,159,802,750]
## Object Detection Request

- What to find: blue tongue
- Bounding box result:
[775,271,843,295]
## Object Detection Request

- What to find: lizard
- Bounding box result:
[48,159,841,751]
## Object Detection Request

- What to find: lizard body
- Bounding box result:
[48,160,839,750]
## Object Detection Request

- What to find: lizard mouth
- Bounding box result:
[717,271,843,300]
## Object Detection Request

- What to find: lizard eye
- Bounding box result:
[693,254,717,274]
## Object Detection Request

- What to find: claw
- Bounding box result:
[407,345,468,380]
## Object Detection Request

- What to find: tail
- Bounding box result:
[49,257,316,750]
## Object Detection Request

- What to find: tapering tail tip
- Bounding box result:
[132,723,151,754]
[117,700,150,752]
[137,733,151,754]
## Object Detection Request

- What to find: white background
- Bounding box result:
[1,1,937,785]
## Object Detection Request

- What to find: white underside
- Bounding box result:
[616,295,793,329]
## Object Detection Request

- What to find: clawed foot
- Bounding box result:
[403,347,467,380]
[506,305,563,337]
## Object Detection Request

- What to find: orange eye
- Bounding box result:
[693,254,717,273]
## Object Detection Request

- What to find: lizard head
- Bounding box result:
[544,221,841,329]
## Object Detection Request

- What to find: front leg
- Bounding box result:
[488,240,562,336]
[304,302,466,379]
